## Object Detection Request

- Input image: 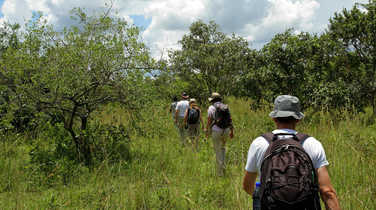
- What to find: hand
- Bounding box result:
[229,130,234,139]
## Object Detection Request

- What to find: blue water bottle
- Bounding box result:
[253,181,261,210]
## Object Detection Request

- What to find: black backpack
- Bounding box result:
[187,108,200,124]
[259,133,321,210]
[213,102,232,129]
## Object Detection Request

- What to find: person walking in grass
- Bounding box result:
[169,96,178,119]
[205,92,234,176]
[184,98,204,152]
[175,92,190,146]
[242,95,340,210]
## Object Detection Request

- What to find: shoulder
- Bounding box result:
[302,136,324,149]
[250,136,269,149]
[302,136,329,168]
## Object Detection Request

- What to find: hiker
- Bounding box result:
[205,92,234,176]
[169,96,178,119]
[175,92,190,146]
[184,98,204,152]
[242,95,340,210]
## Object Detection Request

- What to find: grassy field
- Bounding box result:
[0,97,375,209]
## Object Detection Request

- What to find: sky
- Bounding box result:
[0,0,368,58]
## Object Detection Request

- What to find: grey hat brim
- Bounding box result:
[269,110,304,120]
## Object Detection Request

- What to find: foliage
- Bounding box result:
[0,8,154,165]
[328,0,376,112]
[0,98,375,209]
[168,20,256,101]
[28,121,131,188]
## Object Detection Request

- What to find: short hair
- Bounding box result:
[211,97,222,103]
[274,117,298,124]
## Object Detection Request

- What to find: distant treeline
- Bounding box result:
[158,0,376,114]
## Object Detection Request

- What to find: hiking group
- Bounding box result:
[172,92,234,176]
[171,93,341,209]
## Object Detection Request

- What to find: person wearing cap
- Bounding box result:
[175,92,190,146]
[205,92,234,176]
[183,98,204,151]
[242,95,340,210]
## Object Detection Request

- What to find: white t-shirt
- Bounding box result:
[245,129,329,174]
[175,100,189,118]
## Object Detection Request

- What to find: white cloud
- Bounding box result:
[0,0,369,58]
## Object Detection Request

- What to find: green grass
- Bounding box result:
[0,97,375,209]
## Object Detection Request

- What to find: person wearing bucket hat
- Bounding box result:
[205,92,234,177]
[243,95,340,209]
[175,92,190,146]
[268,95,304,120]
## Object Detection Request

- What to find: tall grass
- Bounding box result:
[0,97,374,209]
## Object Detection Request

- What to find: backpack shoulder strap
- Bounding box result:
[261,132,309,143]
[261,132,274,143]
[295,133,310,143]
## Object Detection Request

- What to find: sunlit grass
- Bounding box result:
[0,98,374,209]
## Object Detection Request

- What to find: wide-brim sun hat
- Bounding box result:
[189,98,197,103]
[269,95,304,120]
[208,92,221,102]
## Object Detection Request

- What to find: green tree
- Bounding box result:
[168,20,255,99]
[0,8,153,165]
[328,0,376,113]
[255,30,317,104]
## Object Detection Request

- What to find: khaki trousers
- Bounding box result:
[211,128,230,176]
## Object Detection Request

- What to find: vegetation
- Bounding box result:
[0,98,375,209]
[0,1,375,209]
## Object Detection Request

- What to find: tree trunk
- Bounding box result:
[79,116,93,168]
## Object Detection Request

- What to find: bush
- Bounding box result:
[85,123,131,165]
[27,122,131,188]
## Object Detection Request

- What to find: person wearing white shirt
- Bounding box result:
[242,95,340,210]
[175,92,189,146]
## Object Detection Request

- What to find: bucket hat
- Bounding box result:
[269,95,304,120]
[208,92,221,102]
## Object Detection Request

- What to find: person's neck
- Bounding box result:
[276,124,296,130]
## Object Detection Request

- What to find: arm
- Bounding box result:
[199,109,204,129]
[229,113,234,138]
[242,171,258,195]
[317,166,341,210]
[229,127,234,138]
[184,109,189,125]
[175,105,179,124]
[205,115,212,138]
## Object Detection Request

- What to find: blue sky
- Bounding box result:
[0,0,3,17]
[130,15,152,31]
[0,0,368,58]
